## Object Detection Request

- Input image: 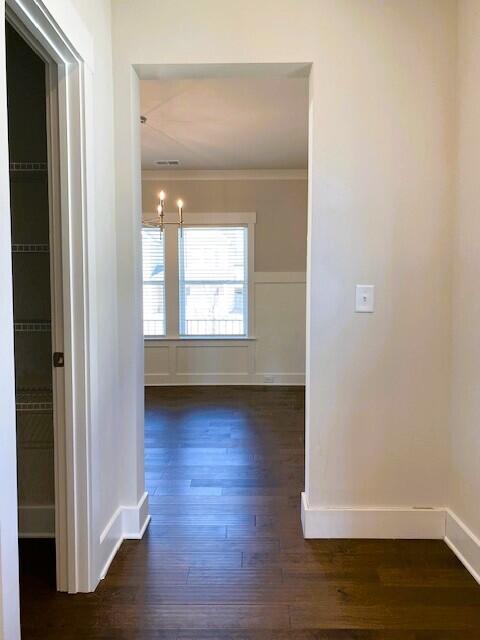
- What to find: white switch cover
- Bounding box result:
[355,285,375,312]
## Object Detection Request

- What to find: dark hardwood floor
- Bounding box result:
[19,386,480,639]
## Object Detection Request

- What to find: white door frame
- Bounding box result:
[3,0,94,596]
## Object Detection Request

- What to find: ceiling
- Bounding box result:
[140,77,308,171]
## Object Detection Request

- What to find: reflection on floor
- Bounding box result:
[20,386,480,638]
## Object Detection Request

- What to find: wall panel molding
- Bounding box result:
[145,371,305,386]
[144,272,306,386]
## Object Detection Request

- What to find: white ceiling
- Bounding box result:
[140,77,308,171]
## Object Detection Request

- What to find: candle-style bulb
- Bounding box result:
[177,199,183,210]
[159,190,166,201]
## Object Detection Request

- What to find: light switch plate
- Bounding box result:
[355,285,375,313]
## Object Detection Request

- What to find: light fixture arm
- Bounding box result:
[142,190,185,237]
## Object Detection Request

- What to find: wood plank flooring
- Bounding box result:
[19,386,480,639]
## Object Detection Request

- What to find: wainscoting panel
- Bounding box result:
[255,274,306,379]
[176,344,250,375]
[144,345,170,378]
[145,272,306,386]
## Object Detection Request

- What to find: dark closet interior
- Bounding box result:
[6,21,56,566]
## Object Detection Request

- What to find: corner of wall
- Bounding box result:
[97,492,150,582]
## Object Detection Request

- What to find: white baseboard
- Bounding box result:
[445,509,480,585]
[18,505,55,538]
[300,497,480,584]
[301,493,446,539]
[145,373,305,386]
[123,491,151,539]
[98,492,151,581]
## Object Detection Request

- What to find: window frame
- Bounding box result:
[142,212,256,341]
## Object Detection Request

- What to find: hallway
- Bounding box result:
[20,386,480,638]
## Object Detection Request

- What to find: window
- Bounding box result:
[142,227,165,336]
[178,226,248,336]
[142,214,254,339]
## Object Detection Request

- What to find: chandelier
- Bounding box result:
[142,190,184,235]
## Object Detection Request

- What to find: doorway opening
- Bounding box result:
[4,0,92,602]
[138,67,309,523]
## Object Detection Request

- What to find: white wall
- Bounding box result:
[2,0,479,629]
[48,0,148,585]
[19,0,129,587]
[66,0,124,583]
[142,175,308,271]
[0,1,138,622]
[447,0,480,576]
[1,3,473,632]
[143,175,307,385]
[0,2,20,635]
[112,0,456,530]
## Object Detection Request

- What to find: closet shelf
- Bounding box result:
[14,321,51,333]
[9,161,47,172]
[16,388,53,413]
[12,243,49,253]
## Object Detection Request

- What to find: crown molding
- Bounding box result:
[141,169,308,182]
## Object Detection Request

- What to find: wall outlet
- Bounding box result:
[264,375,275,384]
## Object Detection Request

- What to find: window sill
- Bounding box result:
[145,335,256,344]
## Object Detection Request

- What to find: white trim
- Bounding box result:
[5,0,94,594]
[98,535,123,582]
[304,68,314,503]
[123,491,150,539]
[17,505,55,538]
[0,5,20,637]
[445,509,480,585]
[6,0,93,68]
[44,45,69,590]
[135,62,311,82]
[146,336,256,343]
[142,169,307,182]
[301,493,446,539]
[99,506,122,545]
[255,271,306,284]
[144,211,256,225]
[247,222,255,338]
[145,372,305,386]
[300,498,480,585]
[99,493,151,580]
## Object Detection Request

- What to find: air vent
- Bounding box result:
[156,160,180,166]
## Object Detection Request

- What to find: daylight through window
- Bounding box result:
[178,227,248,336]
[142,227,165,336]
